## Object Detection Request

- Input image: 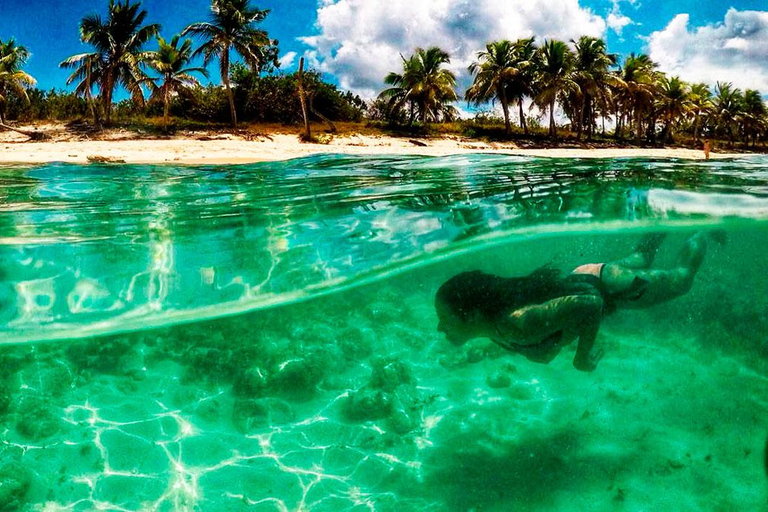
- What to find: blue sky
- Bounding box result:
[1,0,767,98]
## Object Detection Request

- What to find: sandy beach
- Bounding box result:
[0,124,746,164]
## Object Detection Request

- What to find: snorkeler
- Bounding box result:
[571,231,722,310]
[435,269,607,372]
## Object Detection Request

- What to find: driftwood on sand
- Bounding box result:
[0,122,48,140]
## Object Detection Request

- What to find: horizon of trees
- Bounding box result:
[378,37,768,147]
[1,0,767,147]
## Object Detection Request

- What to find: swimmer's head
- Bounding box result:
[435,271,488,346]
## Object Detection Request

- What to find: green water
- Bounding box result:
[0,155,767,511]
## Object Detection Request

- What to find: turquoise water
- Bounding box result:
[0,155,767,510]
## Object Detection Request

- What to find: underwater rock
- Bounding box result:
[66,337,138,377]
[365,301,402,323]
[232,397,295,433]
[15,395,61,440]
[18,357,74,397]
[389,408,416,435]
[486,372,512,389]
[465,345,486,364]
[183,346,237,386]
[369,357,413,392]
[232,366,268,398]
[338,327,376,361]
[342,388,394,421]
[269,357,325,401]
[0,460,31,511]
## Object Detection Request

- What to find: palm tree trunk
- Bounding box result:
[297,57,311,141]
[693,115,700,141]
[221,49,237,127]
[500,87,511,136]
[163,85,170,132]
[104,77,114,126]
[549,98,556,139]
[519,100,528,135]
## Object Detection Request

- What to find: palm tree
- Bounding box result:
[0,38,36,125]
[466,40,518,136]
[380,47,458,124]
[739,89,766,147]
[533,40,577,139]
[183,0,274,127]
[572,36,618,140]
[712,82,742,147]
[507,38,536,135]
[145,35,208,131]
[687,83,712,141]
[60,0,160,126]
[380,53,419,124]
[615,53,657,141]
[656,75,690,143]
[60,52,103,127]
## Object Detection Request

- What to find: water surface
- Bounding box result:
[0,155,766,510]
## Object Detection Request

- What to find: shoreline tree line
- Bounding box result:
[0,0,766,147]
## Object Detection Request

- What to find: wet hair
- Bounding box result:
[436,267,608,322]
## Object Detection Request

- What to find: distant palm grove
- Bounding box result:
[0,0,766,147]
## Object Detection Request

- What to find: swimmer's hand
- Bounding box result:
[573,348,603,372]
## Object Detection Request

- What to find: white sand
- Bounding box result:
[0,131,743,164]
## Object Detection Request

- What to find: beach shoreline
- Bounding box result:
[0,124,752,164]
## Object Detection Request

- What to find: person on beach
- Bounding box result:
[434,232,721,372]
[435,268,607,372]
[703,139,712,160]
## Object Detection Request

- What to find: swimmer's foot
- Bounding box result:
[635,232,667,260]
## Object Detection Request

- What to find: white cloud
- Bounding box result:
[279,51,298,70]
[606,0,636,36]
[301,0,606,98]
[607,12,633,35]
[648,9,768,94]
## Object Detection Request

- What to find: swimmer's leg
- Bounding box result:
[611,232,667,269]
[603,232,710,306]
[502,294,604,371]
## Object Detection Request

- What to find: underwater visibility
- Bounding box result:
[0,154,767,511]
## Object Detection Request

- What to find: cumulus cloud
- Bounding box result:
[648,9,768,94]
[606,0,636,36]
[301,0,606,98]
[279,51,298,70]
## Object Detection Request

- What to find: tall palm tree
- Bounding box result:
[533,39,577,139]
[145,35,209,131]
[712,82,742,147]
[507,38,536,135]
[380,47,458,124]
[615,53,657,141]
[60,0,160,126]
[380,53,420,125]
[572,36,618,140]
[687,83,712,141]
[60,52,103,127]
[656,75,690,143]
[0,38,36,125]
[466,40,518,136]
[739,89,766,147]
[183,0,274,127]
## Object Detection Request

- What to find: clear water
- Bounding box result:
[0,155,767,510]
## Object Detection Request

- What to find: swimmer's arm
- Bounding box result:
[508,295,604,371]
